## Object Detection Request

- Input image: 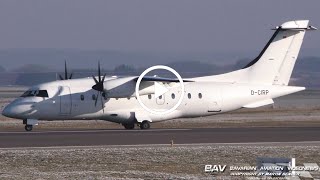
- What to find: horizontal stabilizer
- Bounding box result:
[243,99,274,108]
[273,20,317,30]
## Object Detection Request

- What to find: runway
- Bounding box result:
[1,127,320,148]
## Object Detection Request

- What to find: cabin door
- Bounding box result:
[59,86,72,115]
[207,88,222,113]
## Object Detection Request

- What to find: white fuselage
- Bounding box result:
[3,77,304,125]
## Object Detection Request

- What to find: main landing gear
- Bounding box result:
[25,125,33,131]
[122,121,151,130]
[122,123,135,130]
[139,121,150,130]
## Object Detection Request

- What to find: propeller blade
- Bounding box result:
[58,60,73,80]
[98,61,101,82]
[92,62,106,92]
[101,73,106,83]
[64,60,68,80]
[92,75,99,84]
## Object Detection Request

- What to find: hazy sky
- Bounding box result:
[0,0,319,54]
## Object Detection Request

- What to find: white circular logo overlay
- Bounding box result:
[135,65,185,115]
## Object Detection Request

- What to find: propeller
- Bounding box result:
[92,62,107,112]
[59,60,73,80]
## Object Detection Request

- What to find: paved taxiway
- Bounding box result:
[1,127,320,148]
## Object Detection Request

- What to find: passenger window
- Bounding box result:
[148,94,152,99]
[80,95,84,101]
[188,93,191,99]
[171,93,175,99]
[198,93,202,99]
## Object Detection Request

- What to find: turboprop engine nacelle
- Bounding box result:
[103,77,154,98]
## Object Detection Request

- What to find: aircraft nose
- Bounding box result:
[2,104,14,118]
[2,101,35,119]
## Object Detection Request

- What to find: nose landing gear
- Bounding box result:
[23,119,38,132]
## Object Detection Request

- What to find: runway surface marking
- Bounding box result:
[1,141,320,150]
[1,127,320,148]
[0,128,191,134]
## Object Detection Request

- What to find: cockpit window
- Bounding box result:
[21,91,32,97]
[37,90,49,97]
[21,90,49,98]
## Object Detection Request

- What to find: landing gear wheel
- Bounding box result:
[123,123,135,130]
[140,121,150,130]
[25,125,33,132]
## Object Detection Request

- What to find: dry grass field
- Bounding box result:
[1,145,320,179]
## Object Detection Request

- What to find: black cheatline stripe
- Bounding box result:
[242,27,283,69]
[208,110,222,113]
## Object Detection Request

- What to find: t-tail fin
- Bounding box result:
[244,20,317,85]
[192,20,317,85]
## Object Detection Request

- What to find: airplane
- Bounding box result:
[2,20,317,131]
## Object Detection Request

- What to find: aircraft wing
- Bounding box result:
[101,75,191,98]
[136,76,193,83]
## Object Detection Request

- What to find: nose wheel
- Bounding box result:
[25,125,33,131]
